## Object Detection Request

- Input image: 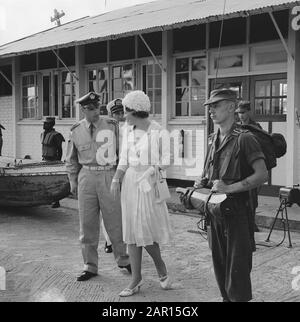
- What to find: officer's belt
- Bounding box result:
[82,165,115,171]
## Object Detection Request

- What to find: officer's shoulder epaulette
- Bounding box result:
[70,122,80,132]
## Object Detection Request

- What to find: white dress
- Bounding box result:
[118,120,172,247]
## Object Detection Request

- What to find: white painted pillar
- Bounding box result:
[286,11,300,186]
[161,30,173,129]
[11,56,20,158]
[75,45,86,121]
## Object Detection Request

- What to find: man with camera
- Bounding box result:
[194,89,268,302]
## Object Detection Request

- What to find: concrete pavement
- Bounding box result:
[0,191,299,302]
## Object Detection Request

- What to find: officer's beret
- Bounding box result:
[106,98,124,114]
[76,92,100,107]
[44,116,55,125]
[204,88,237,106]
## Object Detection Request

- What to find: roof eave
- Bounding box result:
[0,2,297,59]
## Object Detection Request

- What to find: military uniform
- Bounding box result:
[41,117,65,161]
[66,93,129,275]
[198,89,266,302]
[201,123,265,302]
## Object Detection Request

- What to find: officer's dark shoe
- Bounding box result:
[254,223,260,232]
[118,264,132,274]
[76,271,97,281]
[104,242,113,253]
[52,201,60,208]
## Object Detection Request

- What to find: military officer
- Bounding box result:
[194,89,268,302]
[66,92,131,282]
[106,98,125,122]
[41,117,65,208]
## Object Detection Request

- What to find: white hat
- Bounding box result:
[122,91,151,112]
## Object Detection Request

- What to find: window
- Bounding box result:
[22,74,37,119]
[88,67,109,115]
[112,64,136,99]
[254,78,287,116]
[175,56,206,116]
[61,71,76,118]
[142,61,162,115]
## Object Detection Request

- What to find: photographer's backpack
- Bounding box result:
[236,124,287,170]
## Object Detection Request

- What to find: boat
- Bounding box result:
[0,156,70,207]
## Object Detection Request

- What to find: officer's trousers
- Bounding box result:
[0,136,2,156]
[78,168,129,274]
[208,199,253,302]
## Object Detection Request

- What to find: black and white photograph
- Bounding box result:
[0,0,300,308]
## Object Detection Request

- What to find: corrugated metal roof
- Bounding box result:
[0,0,299,58]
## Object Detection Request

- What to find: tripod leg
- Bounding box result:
[265,200,284,242]
[284,204,292,248]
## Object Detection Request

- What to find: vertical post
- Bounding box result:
[161,30,173,129]
[11,56,20,158]
[286,10,300,186]
[75,45,85,121]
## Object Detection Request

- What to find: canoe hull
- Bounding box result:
[0,158,71,207]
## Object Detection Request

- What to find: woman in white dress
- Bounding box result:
[110,91,172,297]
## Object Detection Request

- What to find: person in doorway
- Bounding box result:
[66,92,130,282]
[110,90,173,297]
[194,89,268,302]
[236,100,262,232]
[0,123,5,156]
[41,117,65,208]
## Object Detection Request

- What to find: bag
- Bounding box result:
[238,124,287,170]
[177,187,227,218]
[154,168,171,203]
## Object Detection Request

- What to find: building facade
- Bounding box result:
[0,0,300,194]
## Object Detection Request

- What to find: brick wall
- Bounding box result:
[0,96,13,157]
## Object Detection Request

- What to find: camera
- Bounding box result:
[279,186,300,207]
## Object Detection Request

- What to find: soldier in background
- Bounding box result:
[0,123,5,156]
[66,92,130,282]
[41,117,65,208]
[236,101,262,232]
[236,100,262,129]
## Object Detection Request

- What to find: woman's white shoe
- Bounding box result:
[159,276,172,290]
[119,279,144,297]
